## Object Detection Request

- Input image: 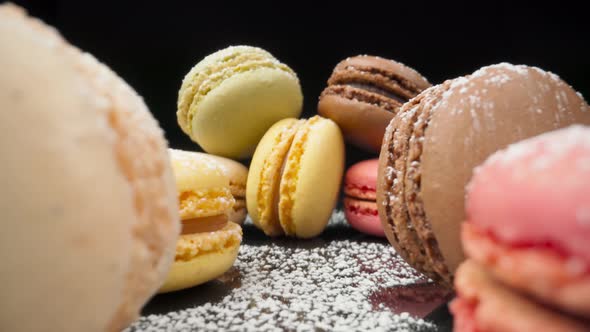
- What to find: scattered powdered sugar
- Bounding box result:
[127,211,439,332]
[483,72,511,86]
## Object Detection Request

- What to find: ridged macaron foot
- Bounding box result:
[343,159,385,237]
[177,45,303,159]
[247,116,345,238]
[450,261,590,332]
[160,149,242,293]
[178,151,249,224]
[463,126,590,319]
[0,4,180,332]
[318,55,430,153]
[377,63,590,286]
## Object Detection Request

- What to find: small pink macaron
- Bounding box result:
[463,125,590,318]
[343,159,385,237]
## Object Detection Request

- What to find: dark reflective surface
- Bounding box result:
[141,217,453,331]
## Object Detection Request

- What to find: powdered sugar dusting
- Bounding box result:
[481,125,590,172]
[127,211,439,331]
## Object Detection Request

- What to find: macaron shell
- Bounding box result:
[159,222,242,293]
[188,152,249,224]
[463,222,590,318]
[421,64,590,275]
[344,159,379,200]
[229,202,247,225]
[333,55,431,93]
[279,117,345,238]
[191,67,303,158]
[0,5,179,332]
[169,149,235,219]
[452,260,589,332]
[204,153,248,198]
[466,126,590,264]
[344,198,384,237]
[169,149,230,192]
[377,102,430,275]
[318,94,394,152]
[177,46,277,135]
[246,118,300,235]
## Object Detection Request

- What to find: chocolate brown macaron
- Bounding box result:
[318,56,430,153]
[377,63,590,286]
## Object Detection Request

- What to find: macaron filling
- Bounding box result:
[329,63,423,99]
[181,215,229,235]
[256,119,303,235]
[462,222,590,318]
[344,183,376,200]
[381,107,428,272]
[178,188,235,220]
[380,82,453,283]
[278,116,321,235]
[344,198,378,217]
[321,85,402,111]
[404,83,452,283]
[346,82,408,104]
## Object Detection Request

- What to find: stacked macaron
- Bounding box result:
[451,126,590,331]
[376,63,590,286]
[160,150,243,293]
[318,55,431,153]
[343,159,384,237]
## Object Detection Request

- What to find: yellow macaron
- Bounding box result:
[200,153,248,225]
[160,149,242,293]
[177,46,303,159]
[247,116,345,238]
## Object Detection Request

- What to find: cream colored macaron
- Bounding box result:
[247,116,345,238]
[0,4,179,332]
[160,149,242,293]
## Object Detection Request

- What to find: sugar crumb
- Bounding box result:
[127,211,437,332]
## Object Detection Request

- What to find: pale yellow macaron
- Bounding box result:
[177,46,303,159]
[247,116,345,238]
[160,149,242,293]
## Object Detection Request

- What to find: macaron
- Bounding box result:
[451,260,589,332]
[343,159,385,237]
[247,116,345,238]
[462,125,590,318]
[189,152,249,224]
[160,149,243,293]
[0,4,180,332]
[377,63,590,285]
[318,55,430,153]
[177,45,303,159]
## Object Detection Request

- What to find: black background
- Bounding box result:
[11,0,590,162]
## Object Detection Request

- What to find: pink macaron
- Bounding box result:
[343,159,385,237]
[451,261,589,332]
[462,125,590,319]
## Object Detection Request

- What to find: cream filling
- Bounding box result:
[181,214,229,235]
